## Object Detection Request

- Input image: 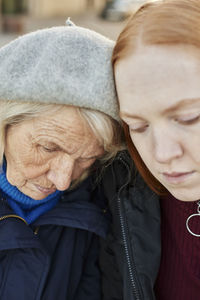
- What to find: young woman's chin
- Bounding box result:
[165,188,200,202]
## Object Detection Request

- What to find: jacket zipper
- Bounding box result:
[34,226,40,235]
[0,197,41,234]
[0,196,28,224]
[117,156,142,300]
[0,214,40,235]
[0,214,28,225]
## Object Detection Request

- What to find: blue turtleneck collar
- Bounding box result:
[0,163,62,224]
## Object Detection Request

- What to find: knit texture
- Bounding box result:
[0,25,119,121]
[0,169,62,224]
[155,194,200,299]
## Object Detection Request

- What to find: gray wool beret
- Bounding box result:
[0,23,119,121]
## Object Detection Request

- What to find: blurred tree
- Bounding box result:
[1,0,27,33]
[2,0,27,15]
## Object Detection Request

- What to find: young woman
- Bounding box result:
[111,0,200,299]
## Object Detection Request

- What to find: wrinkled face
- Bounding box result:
[115,44,200,201]
[5,106,104,200]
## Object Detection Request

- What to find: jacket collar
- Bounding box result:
[0,176,110,250]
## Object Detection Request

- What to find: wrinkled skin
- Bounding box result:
[5,106,104,200]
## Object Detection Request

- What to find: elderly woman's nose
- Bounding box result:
[47,155,74,191]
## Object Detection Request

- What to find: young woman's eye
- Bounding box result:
[129,124,149,133]
[175,114,200,125]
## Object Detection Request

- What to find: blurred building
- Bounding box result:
[101,0,147,21]
[0,0,146,44]
[0,0,105,33]
[28,0,104,18]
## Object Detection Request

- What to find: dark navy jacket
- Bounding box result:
[0,176,110,300]
[99,151,161,300]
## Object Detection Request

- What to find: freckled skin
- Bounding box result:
[115,45,200,202]
[5,106,104,200]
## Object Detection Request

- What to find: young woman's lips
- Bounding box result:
[162,171,195,184]
[34,184,56,194]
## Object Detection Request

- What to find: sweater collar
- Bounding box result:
[0,167,62,224]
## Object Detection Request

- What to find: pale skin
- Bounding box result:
[4,106,104,200]
[115,44,200,202]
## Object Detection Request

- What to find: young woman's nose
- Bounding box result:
[47,155,75,191]
[153,129,183,164]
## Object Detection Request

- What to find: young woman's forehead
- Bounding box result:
[117,44,200,116]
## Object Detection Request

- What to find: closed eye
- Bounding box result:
[41,145,58,152]
[129,124,149,133]
[175,114,200,125]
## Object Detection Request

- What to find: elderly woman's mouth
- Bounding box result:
[34,184,56,194]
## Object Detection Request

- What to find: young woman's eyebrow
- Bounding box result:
[120,98,200,120]
[120,112,145,120]
[162,98,200,115]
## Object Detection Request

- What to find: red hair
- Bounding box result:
[113,0,200,194]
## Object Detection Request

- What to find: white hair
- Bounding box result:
[0,100,125,185]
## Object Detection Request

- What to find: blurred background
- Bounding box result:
[0,0,147,47]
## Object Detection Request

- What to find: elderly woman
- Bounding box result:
[0,22,124,299]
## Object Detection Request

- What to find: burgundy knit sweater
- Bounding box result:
[154,194,200,300]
